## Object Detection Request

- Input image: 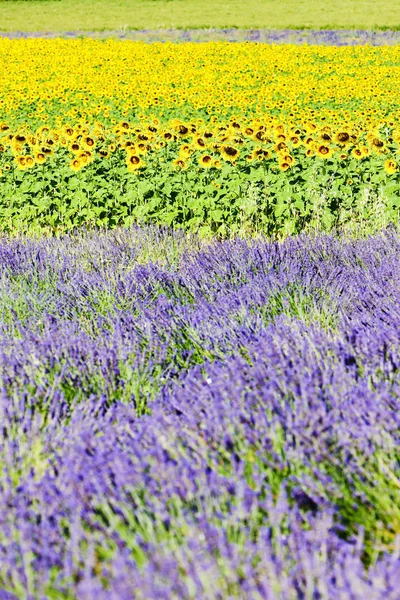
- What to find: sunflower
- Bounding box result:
[193,137,206,150]
[69,141,80,153]
[63,126,75,138]
[199,154,213,168]
[370,137,386,153]
[289,136,301,147]
[339,153,348,161]
[278,161,290,172]
[137,143,150,154]
[78,151,92,165]
[70,158,82,172]
[25,156,35,168]
[126,154,143,172]
[35,152,46,164]
[319,132,332,142]
[220,145,239,162]
[213,159,222,169]
[351,147,364,160]
[173,158,188,170]
[384,159,397,175]
[274,142,288,153]
[176,124,189,136]
[82,136,96,150]
[334,131,351,145]
[316,145,332,159]
[281,154,295,165]
[251,147,266,161]
[179,144,192,158]
[15,156,27,170]
[125,143,138,155]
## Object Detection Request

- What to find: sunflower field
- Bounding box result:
[1,38,400,235]
[2,28,400,599]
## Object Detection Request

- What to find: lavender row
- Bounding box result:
[3,29,400,45]
[0,225,400,597]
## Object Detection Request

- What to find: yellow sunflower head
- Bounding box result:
[212,159,222,169]
[351,147,364,160]
[384,159,397,175]
[220,145,239,162]
[199,154,213,168]
[173,158,188,170]
[370,137,386,153]
[193,137,206,150]
[70,158,83,172]
[316,145,332,159]
[35,152,46,165]
[15,156,27,170]
[126,154,143,172]
[82,136,96,150]
[334,131,351,145]
[25,156,35,168]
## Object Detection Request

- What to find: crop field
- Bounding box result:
[1,39,400,236]
[1,23,400,600]
[1,227,400,597]
[0,0,400,31]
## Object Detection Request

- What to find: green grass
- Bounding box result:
[0,0,399,32]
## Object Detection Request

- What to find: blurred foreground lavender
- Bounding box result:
[1,225,400,598]
[3,29,400,45]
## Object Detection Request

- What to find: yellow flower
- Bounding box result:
[35,152,46,164]
[351,147,364,160]
[173,157,188,170]
[70,158,83,171]
[334,131,351,145]
[193,137,206,150]
[15,155,27,170]
[384,159,397,175]
[82,136,96,150]
[126,154,143,172]
[199,154,213,168]
[220,145,239,162]
[25,155,35,168]
[316,145,332,159]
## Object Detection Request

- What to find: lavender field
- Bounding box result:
[0,225,399,597]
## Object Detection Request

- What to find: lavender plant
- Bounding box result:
[0,225,400,598]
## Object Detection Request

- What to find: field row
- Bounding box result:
[0,225,399,597]
[1,40,400,234]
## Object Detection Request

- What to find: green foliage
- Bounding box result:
[0,149,398,238]
[0,0,399,32]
